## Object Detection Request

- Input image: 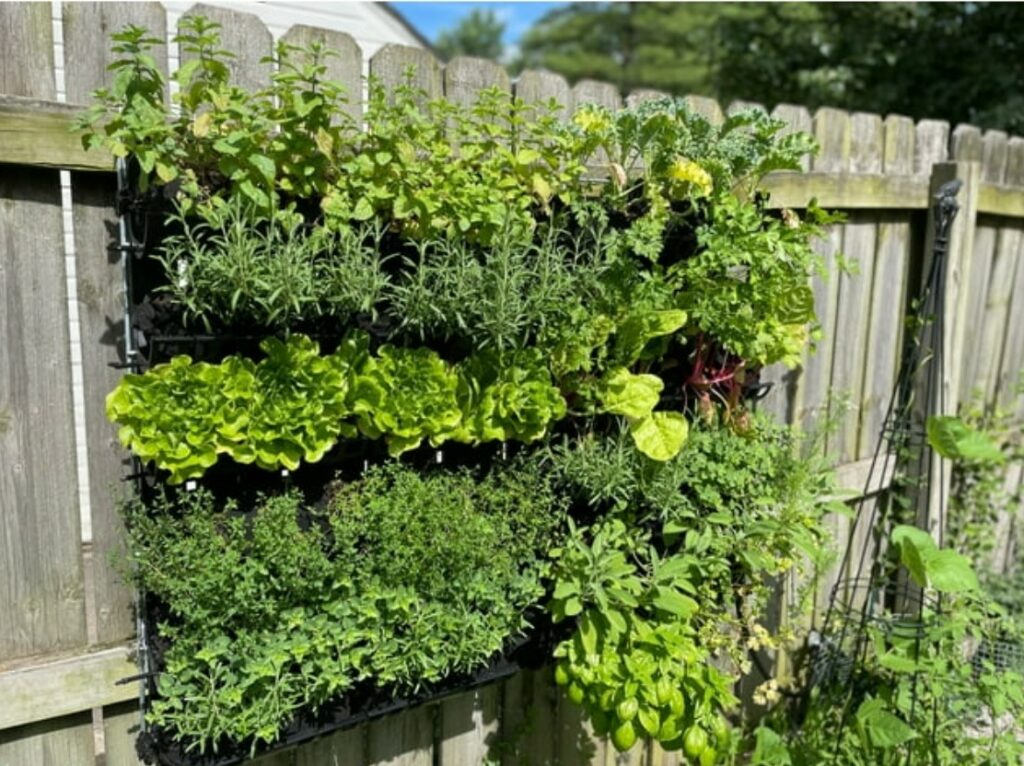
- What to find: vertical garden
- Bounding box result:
[76,16,1024,766]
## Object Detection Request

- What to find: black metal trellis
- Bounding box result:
[799,178,964,759]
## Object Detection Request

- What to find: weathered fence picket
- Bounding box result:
[1,3,1023,765]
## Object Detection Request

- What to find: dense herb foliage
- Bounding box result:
[542,416,838,755]
[80,17,854,760]
[125,462,565,751]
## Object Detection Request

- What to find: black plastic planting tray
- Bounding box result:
[133,613,566,766]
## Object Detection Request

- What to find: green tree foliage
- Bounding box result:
[520,2,1024,133]
[716,2,1024,134]
[517,3,733,94]
[435,8,506,62]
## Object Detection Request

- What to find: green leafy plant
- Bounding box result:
[106,335,353,481]
[927,414,1005,465]
[125,461,566,752]
[548,519,737,756]
[348,342,462,456]
[81,18,851,759]
[759,526,1024,766]
[156,199,390,331]
[543,417,837,753]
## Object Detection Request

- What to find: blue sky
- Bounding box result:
[391,2,567,50]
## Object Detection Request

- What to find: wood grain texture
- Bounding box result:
[572,81,620,178]
[439,687,500,766]
[961,219,998,397]
[976,225,1021,402]
[280,25,362,121]
[501,670,557,766]
[369,44,442,101]
[759,107,814,422]
[798,222,843,436]
[444,56,510,106]
[812,107,852,173]
[61,2,167,104]
[952,129,999,398]
[883,114,915,174]
[0,95,111,171]
[858,216,911,457]
[830,211,877,457]
[521,669,557,766]
[555,691,605,766]
[366,704,434,766]
[0,3,55,99]
[771,104,813,171]
[919,161,980,538]
[515,70,571,119]
[683,94,723,126]
[994,225,1024,412]
[571,79,621,111]
[102,701,144,766]
[726,99,766,115]
[802,107,850,614]
[977,184,1024,217]
[625,89,668,107]
[830,113,881,461]
[797,107,850,436]
[0,169,86,662]
[1006,137,1024,188]
[294,725,365,766]
[0,712,93,766]
[179,4,272,92]
[833,454,898,497]
[995,140,1024,416]
[992,463,1023,574]
[760,171,929,210]
[857,115,915,459]
[951,124,983,162]
[647,741,681,766]
[71,172,134,645]
[0,644,135,729]
[981,130,1009,184]
[914,120,949,175]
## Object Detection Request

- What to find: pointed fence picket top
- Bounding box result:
[280,25,363,122]
[179,4,272,92]
[915,119,950,174]
[514,69,571,119]
[0,4,1023,765]
[444,55,510,106]
[63,2,169,104]
[369,43,442,101]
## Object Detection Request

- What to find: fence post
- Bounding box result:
[919,159,980,540]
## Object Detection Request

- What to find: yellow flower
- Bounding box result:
[573,106,611,134]
[668,157,713,197]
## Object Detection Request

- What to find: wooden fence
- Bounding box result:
[1,2,1022,765]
